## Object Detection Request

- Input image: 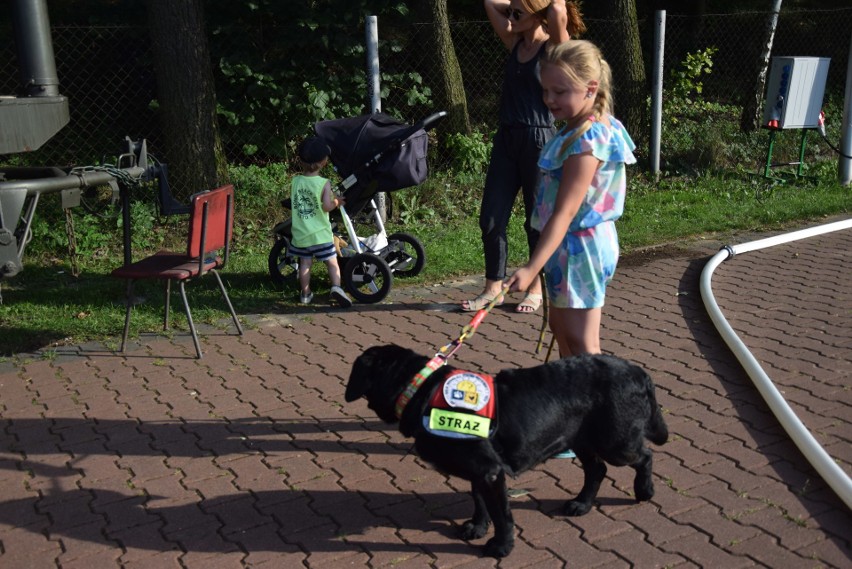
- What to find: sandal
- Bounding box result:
[515,293,542,313]
[461,292,504,312]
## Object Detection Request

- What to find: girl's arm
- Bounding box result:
[484,0,515,50]
[506,152,599,292]
[320,182,342,212]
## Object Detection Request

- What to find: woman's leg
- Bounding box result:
[479,129,518,286]
[518,127,552,299]
[548,306,602,357]
[465,130,517,309]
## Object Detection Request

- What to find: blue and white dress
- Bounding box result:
[532,116,636,309]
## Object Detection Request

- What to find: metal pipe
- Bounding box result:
[0,168,144,197]
[700,219,852,511]
[650,10,665,179]
[840,31,852,185]
[365,15,386,219]
[10,0,60,97]
[366,15,381,114]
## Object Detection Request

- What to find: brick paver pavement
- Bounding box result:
[1,220,849,568]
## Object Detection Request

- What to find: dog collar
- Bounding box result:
[394,354,445,419]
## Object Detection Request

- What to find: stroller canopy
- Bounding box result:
[314,113,429,195]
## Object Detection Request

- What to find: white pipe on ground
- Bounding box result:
[700,219,852,511]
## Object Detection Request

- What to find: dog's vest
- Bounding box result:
[422,370,497,439]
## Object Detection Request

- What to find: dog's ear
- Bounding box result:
[345,348,378,402]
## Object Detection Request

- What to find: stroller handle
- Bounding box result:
[414,111,447,132]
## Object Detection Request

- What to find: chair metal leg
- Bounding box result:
[178,280,203,359]
[120,280,135,353]
[211,269,244,335]
[163,279,172,331]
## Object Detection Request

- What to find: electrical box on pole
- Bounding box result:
[762,57,830,129]
[759,57,831,182]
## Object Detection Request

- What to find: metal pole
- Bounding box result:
[840,31,852,185]
[365,15,386,219]
[10,0,60,96]
[650,10,665,179]
[366,15,381,114]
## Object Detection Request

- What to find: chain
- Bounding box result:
[70,164,144,188]
[64,207,81,278]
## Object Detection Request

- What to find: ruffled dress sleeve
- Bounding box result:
[539,117,637,169]
[534,117,637,233]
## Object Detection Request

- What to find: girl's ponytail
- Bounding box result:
[594,58,613,118]
[558,118,593,157]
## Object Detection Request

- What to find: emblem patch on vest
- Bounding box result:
[424,371,496,439]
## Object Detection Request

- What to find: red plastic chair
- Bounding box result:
[112,184,243,358]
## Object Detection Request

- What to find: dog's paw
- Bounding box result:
[483,537,513,558]
[635,482,654,502]
[564,499,593,517]
[459,520,489,541]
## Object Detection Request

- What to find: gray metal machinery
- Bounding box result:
[0,0,162,279]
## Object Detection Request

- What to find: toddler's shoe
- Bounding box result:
[330,285,352,308]
[300,292,313,305]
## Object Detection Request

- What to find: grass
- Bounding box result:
[2,104,851,357]
[1,166,848,358]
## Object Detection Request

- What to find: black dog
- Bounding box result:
[345,344,668,558]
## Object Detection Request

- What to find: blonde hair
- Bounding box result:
[521,0,587,38]
[542,39,613,151]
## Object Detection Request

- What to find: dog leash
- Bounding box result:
[394,286,508,418]
[535,271,556,361]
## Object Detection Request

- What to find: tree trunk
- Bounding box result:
[740,0,783,133]
[604,0,647,143]
[417,0,471,135]
[146,0,229,199]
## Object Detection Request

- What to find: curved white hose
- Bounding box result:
[700,219,852,511]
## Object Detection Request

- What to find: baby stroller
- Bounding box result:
[268,110,446,303]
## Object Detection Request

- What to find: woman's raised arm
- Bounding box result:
[484,0,516,50]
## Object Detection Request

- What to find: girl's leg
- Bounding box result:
[548,306,602,357]
[298,257,313,296]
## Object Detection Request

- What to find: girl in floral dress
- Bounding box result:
[506,39,636,357]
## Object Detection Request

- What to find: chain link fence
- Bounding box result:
[1,8,850,200]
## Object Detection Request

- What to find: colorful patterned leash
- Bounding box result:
[394,286,508,418]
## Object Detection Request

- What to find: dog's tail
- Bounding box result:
[644,377,669,446]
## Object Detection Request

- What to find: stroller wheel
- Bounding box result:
[385,232,426,278]
[342,252,393,303]
[268,236,299,287]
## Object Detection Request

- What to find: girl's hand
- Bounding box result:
[505,266,537,293]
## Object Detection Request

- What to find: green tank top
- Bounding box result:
[290,175,333,247]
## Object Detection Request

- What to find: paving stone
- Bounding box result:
[1,223,850,568]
